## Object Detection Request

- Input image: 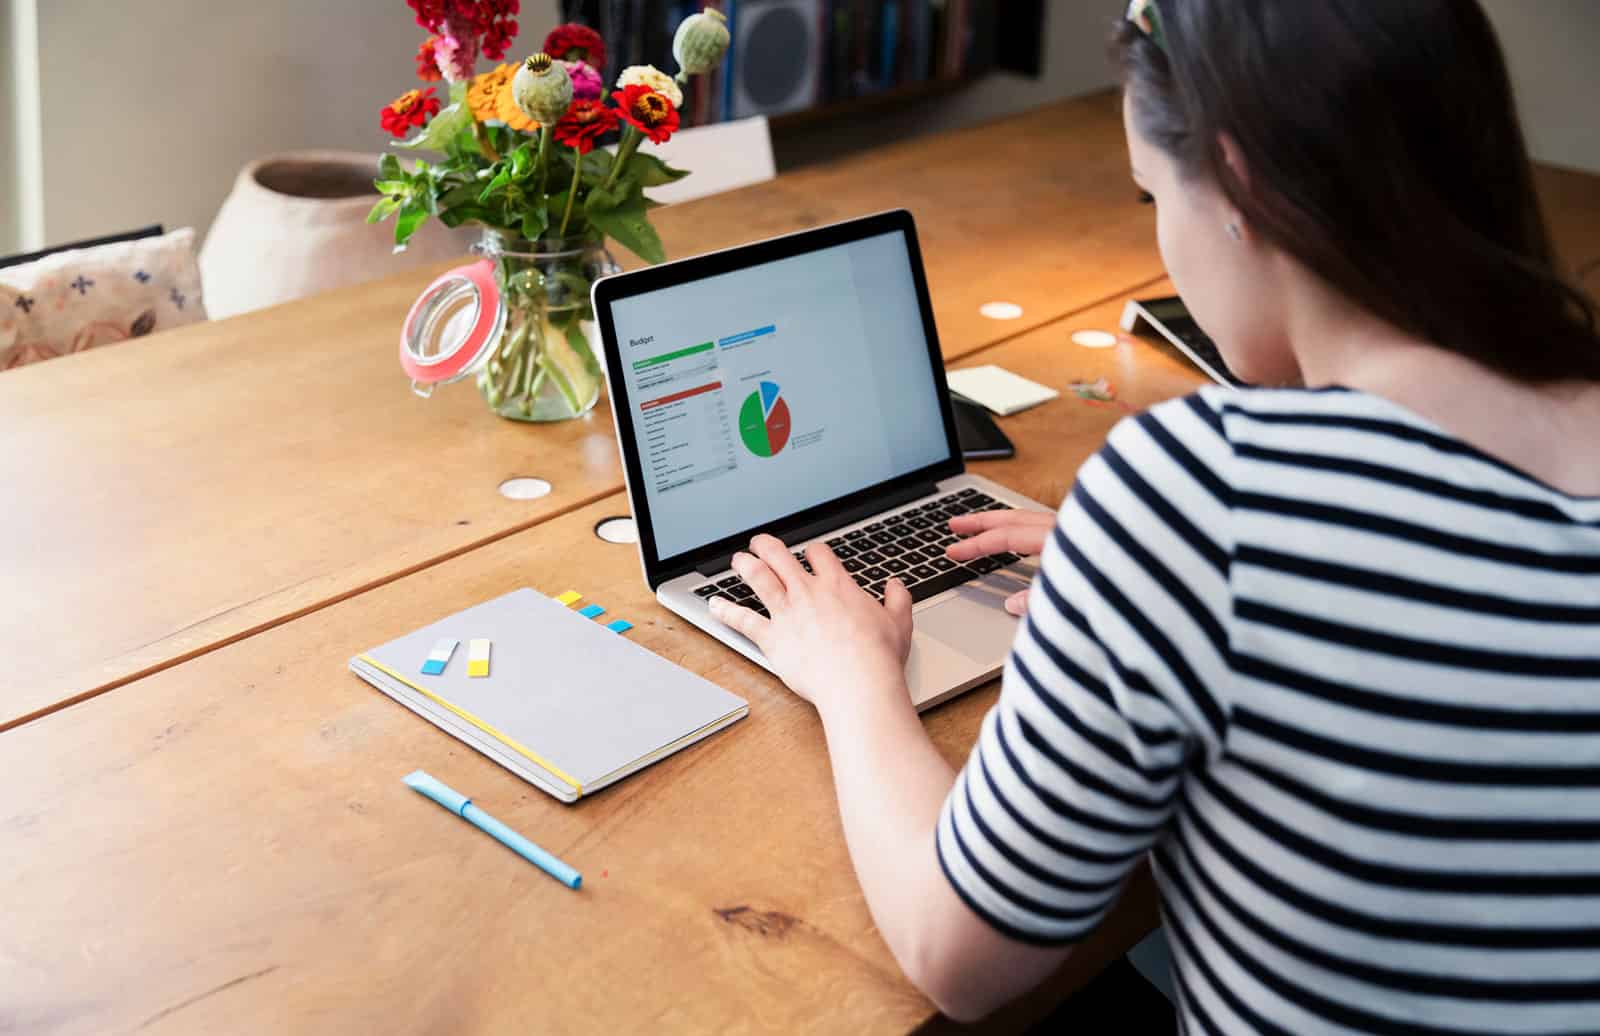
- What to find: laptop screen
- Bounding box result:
[608,229,952,561]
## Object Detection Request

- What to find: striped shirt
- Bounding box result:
[935,386,1600,1035]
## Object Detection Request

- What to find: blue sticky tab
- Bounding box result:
[606,619,633,634]
[578,604,605,619]
[421,659,447,675]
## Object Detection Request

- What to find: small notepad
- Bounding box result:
[946,365,1060,416]
[349,589,748,804]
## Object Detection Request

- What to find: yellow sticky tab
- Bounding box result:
[467,638,491,677]
[555,590,582,607]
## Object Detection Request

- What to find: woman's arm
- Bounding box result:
[709,531,1073,1021]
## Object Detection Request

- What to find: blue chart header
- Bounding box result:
[718,326,777,348]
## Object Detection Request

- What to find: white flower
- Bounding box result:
[616,65,684,109]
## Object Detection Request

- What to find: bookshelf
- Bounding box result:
[557,1,1044,130]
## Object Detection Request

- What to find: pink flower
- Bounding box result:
[564,59,603,101]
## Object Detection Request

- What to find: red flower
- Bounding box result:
[414,35,444,81]
[380,87,441,137]
[553,99,621,155]
[407,1,520,64]
[614,84,679,144]
[543,23,606,71]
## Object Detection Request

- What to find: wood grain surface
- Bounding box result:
[0,295,1198,1035]
[0,93,1174,733]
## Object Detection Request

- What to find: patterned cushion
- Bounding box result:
[0,227,206,372]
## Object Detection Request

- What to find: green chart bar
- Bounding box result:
[631,341,715,371]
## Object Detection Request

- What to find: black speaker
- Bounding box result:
[730,0,824,118]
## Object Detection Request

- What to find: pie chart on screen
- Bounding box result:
[738,380,792,458]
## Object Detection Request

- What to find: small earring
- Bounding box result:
[1226,221,1243,242]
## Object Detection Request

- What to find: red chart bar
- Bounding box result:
[640,381,722,411]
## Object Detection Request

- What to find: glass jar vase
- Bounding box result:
[474,230,618,422]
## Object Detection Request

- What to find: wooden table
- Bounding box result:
[0,91,1165,733]
[0,292,1196,1035]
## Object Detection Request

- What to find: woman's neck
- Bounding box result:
[1281,266,1600,497]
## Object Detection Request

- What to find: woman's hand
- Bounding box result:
[707,533,915,714]
[945,509,1056,616]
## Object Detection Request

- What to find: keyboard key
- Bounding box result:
[931,556,956,572]
[916,529,943,544]
[709,590,735,602]
[737,598,763,612]
[924,508,949,521]
[969,494,995,506]
[870,533,894,547]
[995,552,1021,565]
[958,488,978,497]
[753,605,770,618]
[971,557,1002,574]
[907,517,932,530]
[943,502,970,515]
[864,566,890,580]
[834,545,858,560]
[693,584,719,598]
[984,503,1008,512]
[865,522,884,532]
[910,564,937,581]
[908,568,978,603]
[826,537,845,548]
[867,581,887,598]
[717,576,740,588]
[880,543,906,558]
[843,559,865,573]
[729,583,755,600]
[920,545,946,561]
[846,529,868,540]
[859,550,885,565]
[885,558,911,574]
[852,573,871,587]
[938,535,960,546]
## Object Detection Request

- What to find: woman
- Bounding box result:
[708,0,1600,1030]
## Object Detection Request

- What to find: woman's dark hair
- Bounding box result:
[1114,0,1600,383]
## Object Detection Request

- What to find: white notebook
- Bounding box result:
[349,588,748,803]
[946,364,1060,416]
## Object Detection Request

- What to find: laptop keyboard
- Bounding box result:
[691,488,1022,618]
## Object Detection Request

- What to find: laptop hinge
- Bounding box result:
[694,480,940,577]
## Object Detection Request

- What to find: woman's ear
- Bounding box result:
[1217,132,1254,241]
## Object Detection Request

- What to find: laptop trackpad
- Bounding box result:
[914,584,1022,666]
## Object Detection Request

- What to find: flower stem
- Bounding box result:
[558,144,582,237]
[534,124,552,200]
[602,126,643,192]
[471,120,501,163]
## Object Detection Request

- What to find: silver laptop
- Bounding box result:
[592,210,1052,711]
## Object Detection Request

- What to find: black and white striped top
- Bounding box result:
[936,386,1600,1035]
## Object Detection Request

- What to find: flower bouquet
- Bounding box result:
[371,1,730,421]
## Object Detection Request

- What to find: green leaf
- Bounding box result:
[395,100,474,154]
[437,204,489,228]
[373,178,409,196]
[478,168,512,203]
[585,194,664,265]
[394,202,428,251]
[584,175,638,215]
[366,197,400,224]
[630,153,689,187]
[511,142,534,180]
[378,153,403,181]
[449,80,469,105]
[563,318,602,378]
[579,149,615,186]
[521,204,550,242]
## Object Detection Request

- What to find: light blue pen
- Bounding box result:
[404,770,582,890]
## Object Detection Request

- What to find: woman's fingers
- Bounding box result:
[945,522,1053,561]
[1005,588,1029,617]
[804,539,849,582]
[708,595,771,648]
[749,534,809,596]
[947,509,1054,538]
[731,550,789,611]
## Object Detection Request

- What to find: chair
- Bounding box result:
[1,225,206,372]
[640,116,777,206]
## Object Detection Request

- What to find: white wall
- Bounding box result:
[3,1,1597,257]
[23,0,560,252]
[1481,0,1600,174]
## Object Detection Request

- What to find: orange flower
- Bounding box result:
[467,63,515,121]
[615,84,679,144]
[494,76,539,132]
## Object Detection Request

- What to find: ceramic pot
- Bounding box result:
[199,150,473,319]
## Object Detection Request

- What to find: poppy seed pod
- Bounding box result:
[511,53,574,126]
[672,8,730,77]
